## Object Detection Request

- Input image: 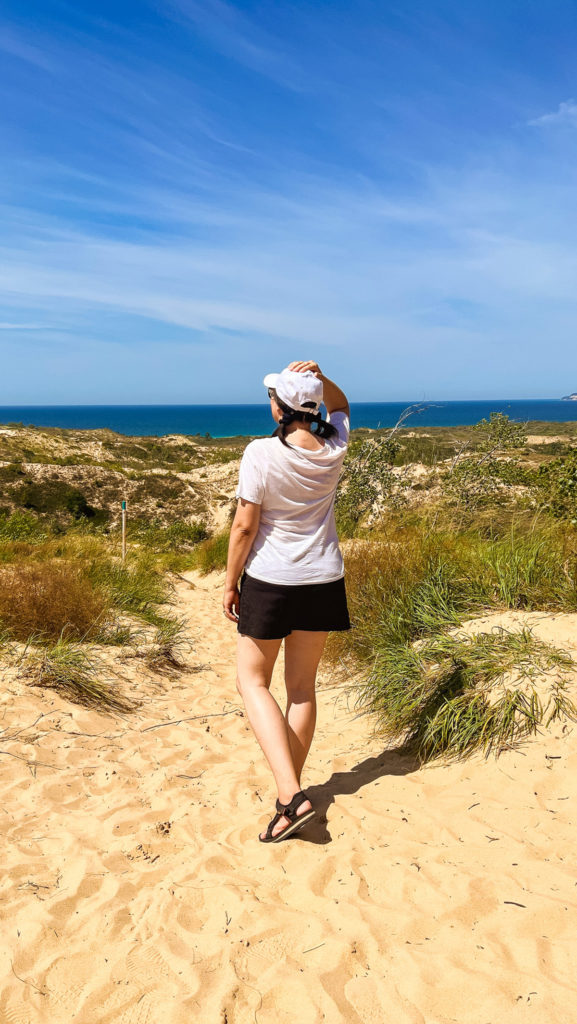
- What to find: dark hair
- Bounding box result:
[268,388,338,448]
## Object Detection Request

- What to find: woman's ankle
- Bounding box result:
[277,786,303,805]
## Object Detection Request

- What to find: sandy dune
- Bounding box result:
[1,574,577,1023]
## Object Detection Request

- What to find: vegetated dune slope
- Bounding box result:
[1,573,576,1024]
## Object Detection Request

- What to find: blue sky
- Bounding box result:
[1,0,577,403]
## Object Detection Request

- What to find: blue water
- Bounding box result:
[0,400,576,437]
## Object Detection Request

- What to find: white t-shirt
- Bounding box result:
[235,411,350,585]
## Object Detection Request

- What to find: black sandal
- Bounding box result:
[259,790,316,844]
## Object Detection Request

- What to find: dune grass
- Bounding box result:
[190,530,230,575]
[0,625,14,653]
[327,520,577,666]
[0,560,113,643]
[127,517,209,552]
[0,532,175,630]
[23,637,136,714]
[85,549,172,622]
[144,616,193,669]
[326,518,577,761]
[3,416,576,732]
[0,523,194,709]
[356,627,575,762]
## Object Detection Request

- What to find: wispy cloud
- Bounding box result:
[528,99,577,128]
[163,0,308,91]
[0,322,50,329]
[0,26,54,71]
[2,4,577,401]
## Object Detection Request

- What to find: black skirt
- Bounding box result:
[237,571,351,640]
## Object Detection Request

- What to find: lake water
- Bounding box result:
[0,399,576,437]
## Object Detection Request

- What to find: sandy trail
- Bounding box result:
[1,575,576,1024]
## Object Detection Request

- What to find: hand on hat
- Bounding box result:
[288,360,322,379]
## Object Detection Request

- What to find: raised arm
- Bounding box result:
[288,360,349,416]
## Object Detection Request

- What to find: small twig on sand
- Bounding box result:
[231,960,263,1024]
[11,960,48,996]
[0,750,63,771]
[0,713,48,740]
[140,708,242,732]
[303,942,326,954]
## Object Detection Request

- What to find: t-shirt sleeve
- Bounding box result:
[235,443,266,504]
[326,410,350,444]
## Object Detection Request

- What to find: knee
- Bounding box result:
[236,674,268,699]
[285,678,316,704]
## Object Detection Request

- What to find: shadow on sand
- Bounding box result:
[298,746,419,846]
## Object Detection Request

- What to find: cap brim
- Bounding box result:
[263,373,279,389]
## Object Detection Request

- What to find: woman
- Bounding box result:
[223,360,351,844]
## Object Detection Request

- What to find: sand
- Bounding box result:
[1,576,577,1024]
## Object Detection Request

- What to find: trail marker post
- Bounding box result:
[121,500,127,561]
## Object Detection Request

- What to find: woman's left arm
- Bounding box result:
[223,499,261,621]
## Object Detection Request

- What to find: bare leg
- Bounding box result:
[284,630,328,783]
[236,634,312,838]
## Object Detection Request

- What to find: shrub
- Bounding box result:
[0,462,25,482]
[537,450,577,522]
[131,474,187,502]
[0,510,50,541]
[65,490,96,518]
[0,560,112,642]
[392,437,455,466]
[442,413,528,510]
[201,449,242,466]
[14,479,97,518]
[473,412,527,454]
[336,434,403,537]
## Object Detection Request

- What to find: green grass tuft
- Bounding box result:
[355,627,576,762]
[85,550,173,623]
[190,531,230,574]
[24,637,137,714]
[144,616,193,669]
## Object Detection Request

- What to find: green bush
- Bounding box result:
[13,479,97,518]
[473,412,527,454]
[0,510,50,540]
[336,434,402,537]
[441,413,529,510]
[0,462,25,482]
[65,490,96,518]
[130,518,209,551]
[537,450,577,522]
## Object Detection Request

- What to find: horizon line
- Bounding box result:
[0,397,574,409]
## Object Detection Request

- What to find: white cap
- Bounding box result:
[263,367,324,414]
